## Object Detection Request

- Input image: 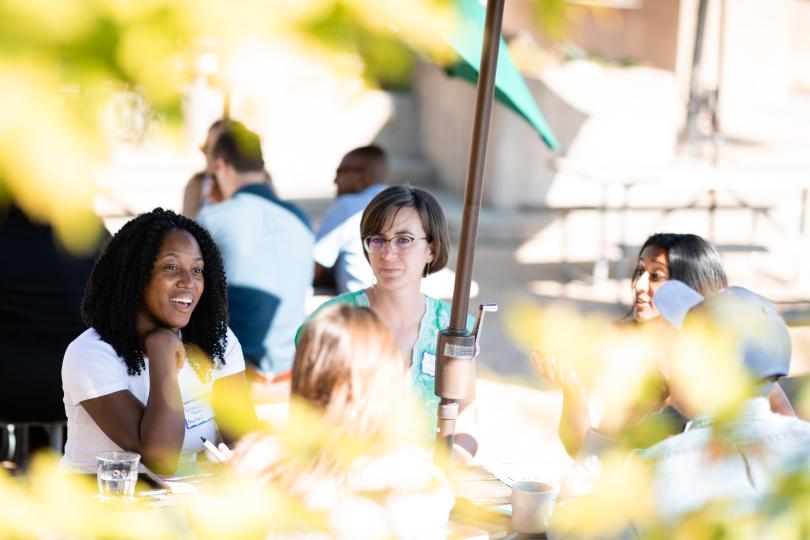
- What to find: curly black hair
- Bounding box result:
[82,208,229,380]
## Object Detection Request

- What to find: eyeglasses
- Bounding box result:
[363,235,428,254]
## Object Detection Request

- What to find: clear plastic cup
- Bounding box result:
[96,451,140,500]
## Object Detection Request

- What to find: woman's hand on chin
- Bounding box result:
[144,327,186,371]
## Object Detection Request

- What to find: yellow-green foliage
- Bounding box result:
[0,0,455,252]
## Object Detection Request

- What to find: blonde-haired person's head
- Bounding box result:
[232,305,420,488]
[230,305,452,538]
[291,303,414,442]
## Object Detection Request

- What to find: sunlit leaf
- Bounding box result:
[3,0,95,43]
[553,451,655,538]
[0,0,455,252]
[669,314,754,419]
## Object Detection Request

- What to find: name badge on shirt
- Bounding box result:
[184,397,215,430]
[421,352,436,377]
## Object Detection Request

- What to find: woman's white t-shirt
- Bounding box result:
[60,327,246,473]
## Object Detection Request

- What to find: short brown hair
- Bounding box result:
[211,122,264,172]
[360,185,449,276]
[346,145,389,184]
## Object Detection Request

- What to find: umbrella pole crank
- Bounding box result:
[435,304,498,468]
[434,329,476,469]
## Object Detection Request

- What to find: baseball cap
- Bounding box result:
[654,280,791,381]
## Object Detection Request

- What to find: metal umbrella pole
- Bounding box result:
[434,0,506,467]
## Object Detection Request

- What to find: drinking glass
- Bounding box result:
[96,451,140,500]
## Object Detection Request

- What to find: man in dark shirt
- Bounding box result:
[0,205,104,424]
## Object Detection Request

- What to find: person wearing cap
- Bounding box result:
[538,233,795,459]
[638,280,810,522]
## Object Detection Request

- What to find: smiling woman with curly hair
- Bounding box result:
[60,208,256,474]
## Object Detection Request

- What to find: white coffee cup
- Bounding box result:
[510,481,557,534]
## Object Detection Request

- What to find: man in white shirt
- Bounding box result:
[313,145,388,293]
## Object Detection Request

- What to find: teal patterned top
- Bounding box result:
[297,290,474,442]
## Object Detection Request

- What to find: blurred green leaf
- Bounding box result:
[530,0,569,41]
[0,0,452,251]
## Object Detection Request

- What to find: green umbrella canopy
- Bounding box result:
[446,0,559,150]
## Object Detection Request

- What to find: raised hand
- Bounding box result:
[532,349,591,457]
[532,350,579,389]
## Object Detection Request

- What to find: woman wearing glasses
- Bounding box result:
[298,185,476,457]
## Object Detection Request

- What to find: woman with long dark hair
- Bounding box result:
[536,233,794,456]
[60,208,255,474]
[627,233,728,323]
